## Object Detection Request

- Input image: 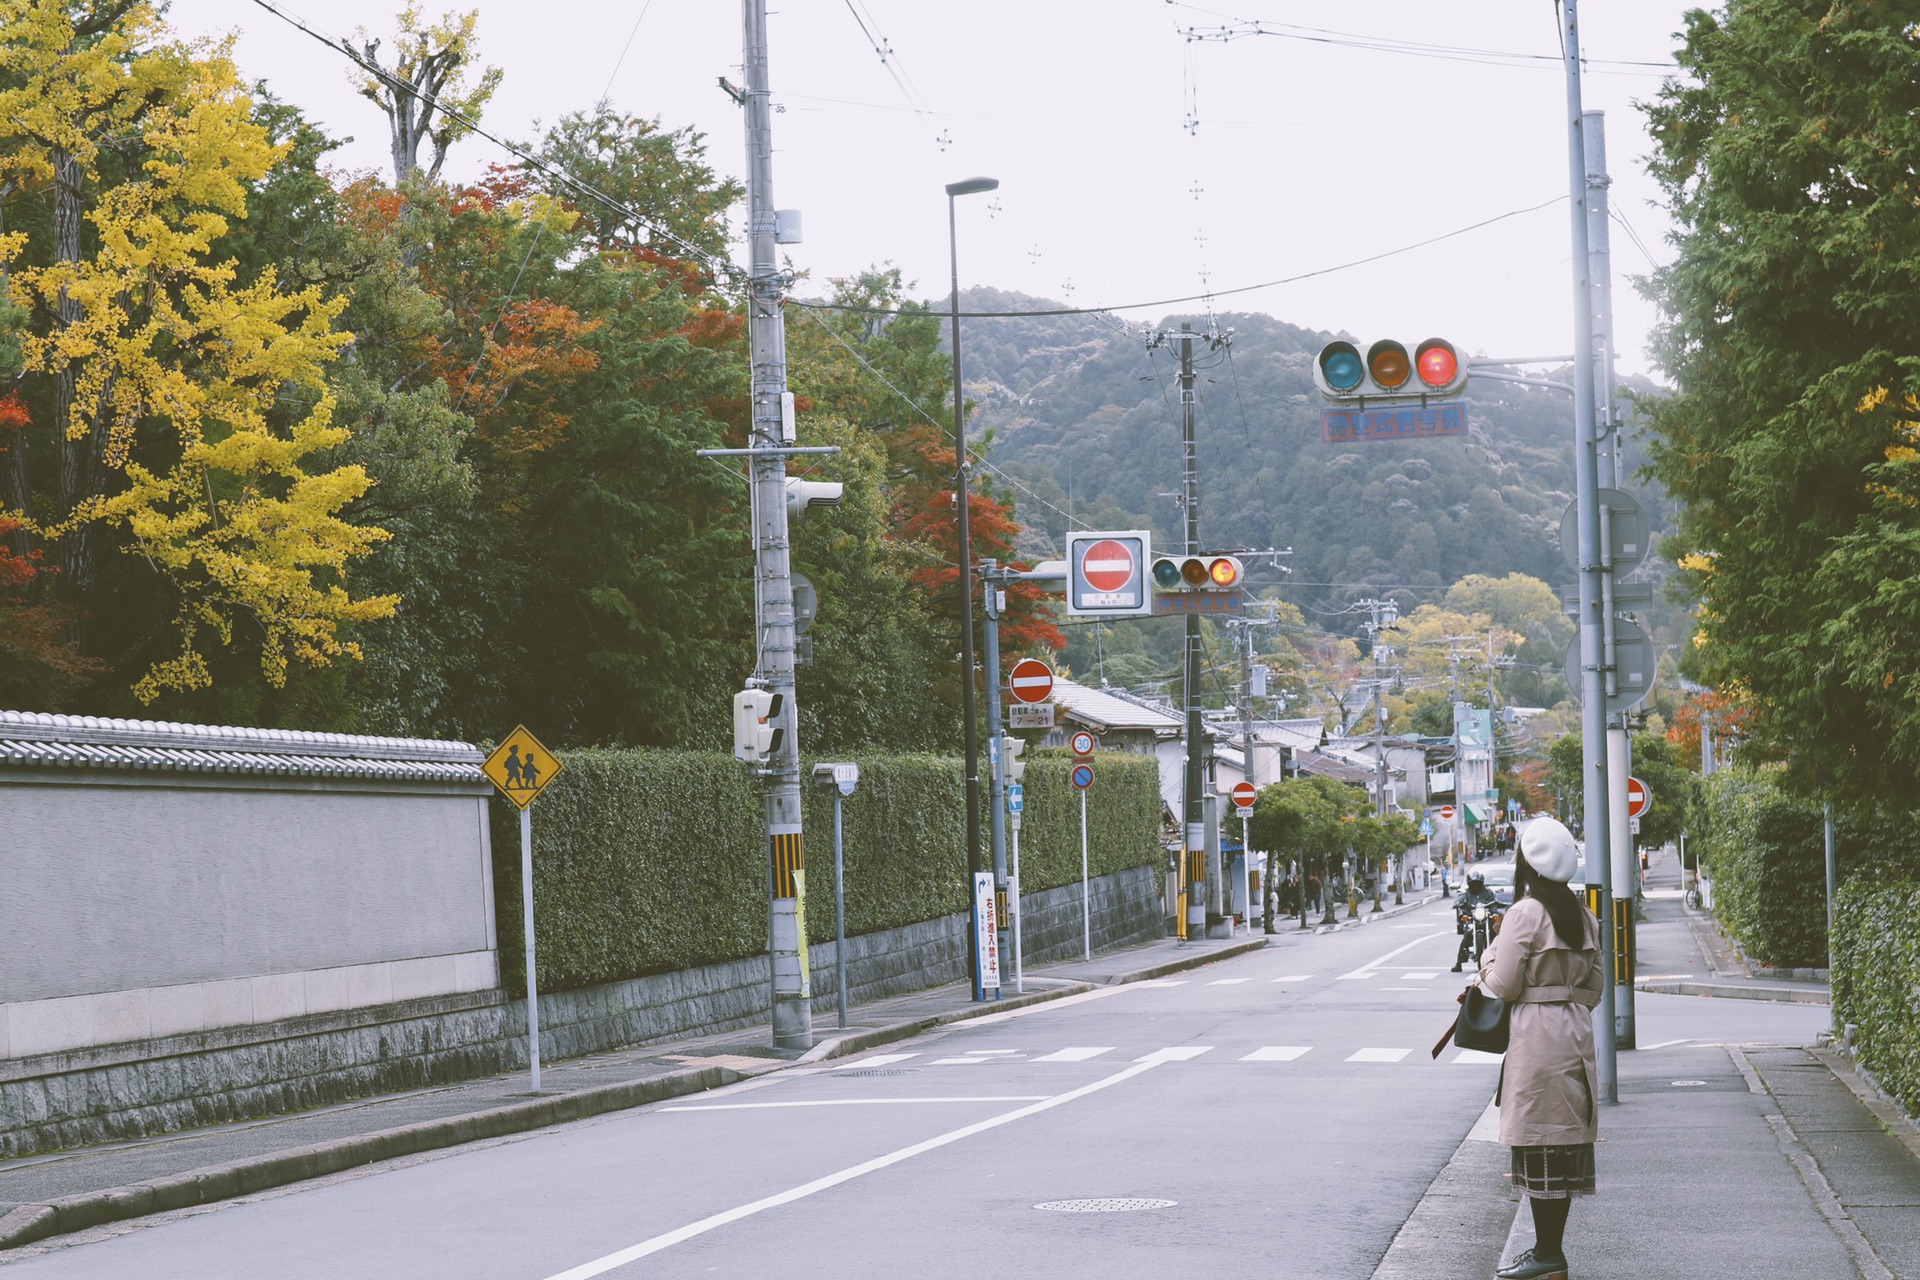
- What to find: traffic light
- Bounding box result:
[785,478,844,522]
[1313,338,1467,403]
[1150,554,1243,593]
[732,688,785,764]
[1001,736,1025,785]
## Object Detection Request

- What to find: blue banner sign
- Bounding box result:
[1321,401,1467,444]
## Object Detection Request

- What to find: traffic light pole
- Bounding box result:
[1177,327,1208,943]
[1560,0,1619,1103]
[742,0,811,1052]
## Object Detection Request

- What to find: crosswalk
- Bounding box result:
[830,1044,1499,1070]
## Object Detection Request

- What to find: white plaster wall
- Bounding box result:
[0,779,496,1006]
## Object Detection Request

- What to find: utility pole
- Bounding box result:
[741,0,810,1051]
[1363,598,1396,911]
[1560,0,1619,1102]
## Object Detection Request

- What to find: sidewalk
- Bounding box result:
[1634,844,1833,1005]
[1374,857,1920,1280]
[0,932,1267,1251]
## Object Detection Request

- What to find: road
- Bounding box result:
[3,899,1827,1279]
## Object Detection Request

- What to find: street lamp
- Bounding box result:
[946,176,996,919]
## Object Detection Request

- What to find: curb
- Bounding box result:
[0,1064,738,1252]
[1635,980,1830,1005]
[0,937,1266,1252]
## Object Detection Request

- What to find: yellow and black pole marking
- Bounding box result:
[1584,887,1634,987]
[772,829,804,899]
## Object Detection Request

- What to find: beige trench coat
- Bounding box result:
[1478,895,1604,1147]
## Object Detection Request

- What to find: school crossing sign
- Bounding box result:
[484,725,565,809]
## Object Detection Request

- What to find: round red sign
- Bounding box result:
[1438,805,1455,821]
[1080,539,1136,592]
[1008,658,1054,705]
[1070,730,1097,758]
[1626,776,1651,819]
[1231,781,1257,810]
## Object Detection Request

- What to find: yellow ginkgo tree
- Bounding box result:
[0,0,394,700]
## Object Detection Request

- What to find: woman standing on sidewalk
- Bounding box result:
[1479,816,1603,1280]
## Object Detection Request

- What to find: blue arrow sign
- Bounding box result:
[1007,783,1024,813]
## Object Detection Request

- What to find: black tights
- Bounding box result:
[1530,1195,1571,1258]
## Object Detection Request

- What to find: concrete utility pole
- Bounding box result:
[741,0,810,1051]
[1560,0,1619,1102]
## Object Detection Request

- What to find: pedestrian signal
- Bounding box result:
[1001,736,1025,785]
[733,688,785,765]
[1314,338,1468,403]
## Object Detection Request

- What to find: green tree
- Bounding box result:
[1642,1,1920,799]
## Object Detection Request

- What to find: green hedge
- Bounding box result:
[1833,878,1920,1119]
[1695,766,1827,968]
[489,747,1161,992]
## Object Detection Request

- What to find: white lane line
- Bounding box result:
[1399,972,1441,980]
[962,1050,1021,1056]
[1337,931,1451,980]
[1450,1049,1504,1065]
[1346,1047,1411,1063]
[538,1056,1183,1279]
[661,1097,1050,1111]
[1640,1038,1695,1051]
[829,1053,917,1070]
[1032,1047,1112,1062]
[929,1057,989,1066]
[960,982,1152,1027]
[1270,974,1314,983]
[1141,979,1188,987]
[1240,1046,1311,1062]
[1135,1046,1213,1063]
[1207,978,1250,986]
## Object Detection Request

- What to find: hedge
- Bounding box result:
[489,747,1161,992]
[1694,766,1828,968]
[1832,878,1920,1119]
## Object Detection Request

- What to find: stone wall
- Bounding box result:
[0,865,1160,1158]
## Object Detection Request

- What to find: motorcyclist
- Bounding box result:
[1452,873,1500,972]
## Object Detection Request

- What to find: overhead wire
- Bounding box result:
[789,195,1567,319]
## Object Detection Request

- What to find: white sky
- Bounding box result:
[172,0,1696,378]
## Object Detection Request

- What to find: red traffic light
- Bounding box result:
[1208,556,1241,587]
[1415,339,1459,389]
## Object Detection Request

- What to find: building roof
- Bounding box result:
[1050,680,1185,737]
[0,711,484,784]
[1294,751,1376,785]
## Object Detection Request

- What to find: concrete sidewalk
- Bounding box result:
[1635,844,1833,1006]
[0,931,1268,1252]
[1374,858,1920,1280]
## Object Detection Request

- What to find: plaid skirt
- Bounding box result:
[1510,1143,1595,1199]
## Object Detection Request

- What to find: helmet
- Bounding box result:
[1467,874,1486,890]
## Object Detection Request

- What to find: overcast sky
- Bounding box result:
[173,0,1698,378]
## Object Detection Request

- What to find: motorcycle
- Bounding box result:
[1460,900,1505,968]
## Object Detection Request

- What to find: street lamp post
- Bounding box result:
[946,176,997,990]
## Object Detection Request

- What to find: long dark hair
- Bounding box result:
[1515,850,1591,948]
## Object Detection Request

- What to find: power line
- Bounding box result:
[789,195,1567,319]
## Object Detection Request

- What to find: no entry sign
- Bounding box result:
[1232,781,1257,811]
[1438,805,1455,821]
[1626,776,1651,819]
[1009,658,1054,705]
[1065,530,1152,618]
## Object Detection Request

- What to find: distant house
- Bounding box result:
[1044,679,1186,820]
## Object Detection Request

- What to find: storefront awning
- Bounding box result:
[1464,802,1490,826]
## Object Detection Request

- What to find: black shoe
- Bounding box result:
[1496,1247,1567,1279]
[1451,963,1464,972]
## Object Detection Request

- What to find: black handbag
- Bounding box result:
[1453,984,1511,1054]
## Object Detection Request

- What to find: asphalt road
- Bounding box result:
[2,899,1829,1279]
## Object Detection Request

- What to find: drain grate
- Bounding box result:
[1034,1198,1177,1213]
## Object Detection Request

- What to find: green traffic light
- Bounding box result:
[1152,558,1182,589]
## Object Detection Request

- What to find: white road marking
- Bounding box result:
[830,1053,917,1070]
[1032,1047,1112,1062]
[1135,1046,1213,1063]
[1381,987,1427,991]
[1335,974,1373,981]
[1337,931,1452,980]
[538,1056,1186,1278]
[1346,1047,1411,1063]
[960,983,1153,1027]
[1271,974,1314,982]
[1451,1049,1504,1064]
[929,1057,989,1065]
[1399,972,1440,980]
[1207,978,1249,985]
[1640,1038,1695,1051]
[962,1049,1021,1056]
[1240,1046,1312,1062]
[661,1096,1049,1111]
[1140,979,1187,987]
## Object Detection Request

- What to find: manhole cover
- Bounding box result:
[834,1069,917,1077]
[1671,1080,1708,1087]
[1034,1198,1177,1213]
